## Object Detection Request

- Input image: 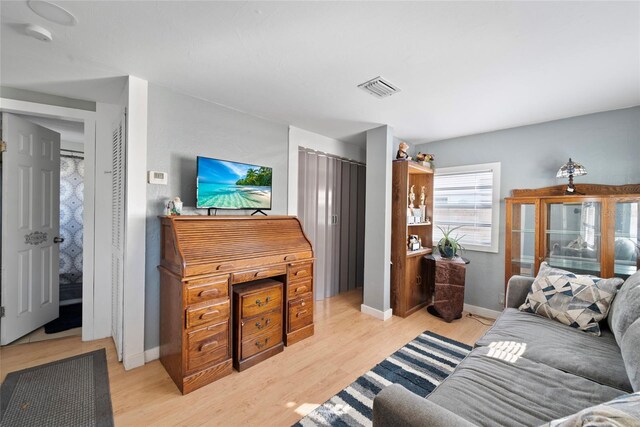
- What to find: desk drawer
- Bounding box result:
[288,294,313,331]
[186,321,229,372]
[241,311,281,341]
[232,265,287,284]
[288,262,313,282]
[241,327,282,360]
[186,300,230,329]
[240,286,282,318]
[287,280,312,300]
[185,277,228,305]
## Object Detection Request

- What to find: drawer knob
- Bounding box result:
[294,270,307,277]
[198,289,220,297]
[255,318,271,330]
[200,340,219,352]
[200,309,220,319]
[255,337,270,349]
[296,309,308,318]
[255,296,271,307]
[301,301,306,307]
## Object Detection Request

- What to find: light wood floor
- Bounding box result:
[0,289,492,426]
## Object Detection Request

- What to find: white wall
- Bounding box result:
[122,76,148,369]
[61,140,84,152]
[288,126,365,215]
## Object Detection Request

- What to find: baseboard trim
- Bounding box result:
[360,304,393,321]
[123,352,146,370]
[144,346,160,363]
[463,304,501,319]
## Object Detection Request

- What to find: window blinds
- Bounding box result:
[433,169,495,248]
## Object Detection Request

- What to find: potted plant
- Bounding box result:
[436,225,465,259]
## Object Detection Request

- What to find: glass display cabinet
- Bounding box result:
[505,184,640,290]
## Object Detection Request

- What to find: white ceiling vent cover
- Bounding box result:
[358,76,401,99]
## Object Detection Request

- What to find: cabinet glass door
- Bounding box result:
[614,201,640,279]
[509,203,537,278]
[545,201,602,275]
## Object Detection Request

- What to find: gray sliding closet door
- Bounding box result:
[298,148,365,301]
[348,163,358,291]
[356,164,366,287]
[315,154,328,300]
[331,159,342,297]
[339,163,351,293]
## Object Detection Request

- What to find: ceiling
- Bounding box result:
[1,1,638,145]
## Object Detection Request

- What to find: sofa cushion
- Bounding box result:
[427,346,625,427]
[475,308,632,392]
[620,318,640,392]
[520,262,623,336]
[608,270,640,345]
[540,391,640,427]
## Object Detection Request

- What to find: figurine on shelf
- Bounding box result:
[420,186,426,220]
[168,196,183,215]
[408,185,416,209]
[416,152,435,168]
[396,142,411,160]
[408,235,420,251]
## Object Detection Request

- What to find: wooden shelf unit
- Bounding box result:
[158,215,315,394]
[391,160,435,318]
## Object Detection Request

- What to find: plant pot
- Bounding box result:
[438,242,456,259]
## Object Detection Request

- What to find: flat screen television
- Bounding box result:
[196,156,272,210]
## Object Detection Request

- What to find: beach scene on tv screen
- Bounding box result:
[197,157,272,209]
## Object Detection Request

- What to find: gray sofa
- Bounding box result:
[373,270,640,426]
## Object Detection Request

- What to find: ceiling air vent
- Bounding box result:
[357,76,401,99]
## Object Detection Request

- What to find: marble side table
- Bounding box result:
[426,255,468,322]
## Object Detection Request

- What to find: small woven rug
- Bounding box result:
[294,331,472,427]
[0,349,113,427]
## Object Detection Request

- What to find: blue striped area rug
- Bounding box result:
[294,331,472,427]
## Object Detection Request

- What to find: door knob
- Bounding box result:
[53,237,64,243]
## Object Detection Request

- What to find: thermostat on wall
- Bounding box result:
[148,170,168,185]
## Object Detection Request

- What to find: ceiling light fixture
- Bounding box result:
[25,24,53,42]
[27,0,78,26]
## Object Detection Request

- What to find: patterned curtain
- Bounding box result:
[59,155,84,300]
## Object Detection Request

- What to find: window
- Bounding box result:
[433,162,501,253]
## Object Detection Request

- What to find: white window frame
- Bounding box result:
[433,162,501,253]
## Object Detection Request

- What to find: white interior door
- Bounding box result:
[1,113,61,345]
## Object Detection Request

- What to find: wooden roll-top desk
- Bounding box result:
[158,216,315,394]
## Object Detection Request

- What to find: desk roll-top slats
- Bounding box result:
[162,217,313,278]
[158,215,315,394]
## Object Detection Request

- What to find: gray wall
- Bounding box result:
[144,84,289,350]
[415,106,640,312]
[362,125,394,315]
